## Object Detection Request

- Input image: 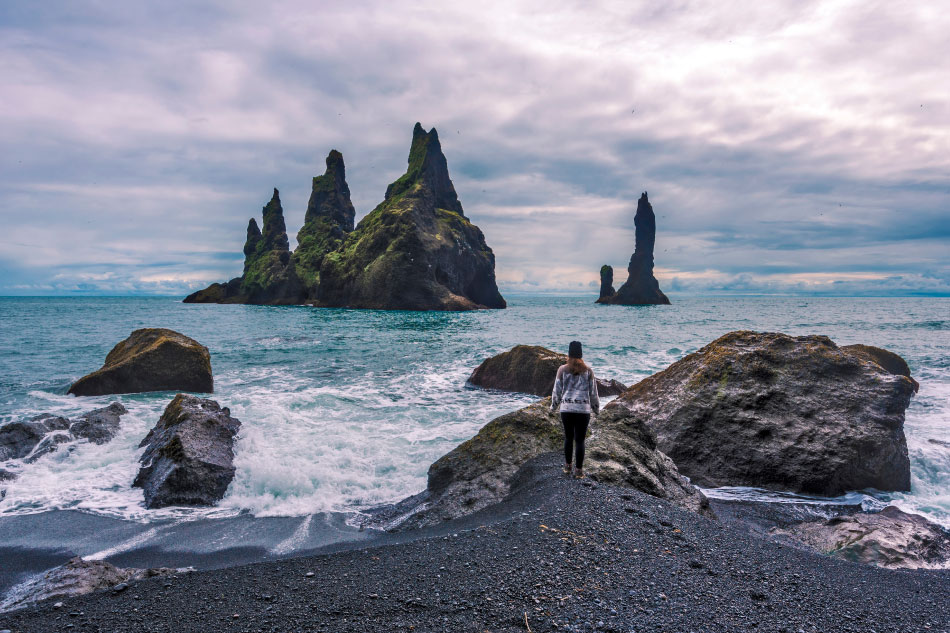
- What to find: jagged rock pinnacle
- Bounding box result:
[597,191,670,305]
[384,122,464,216]
[261,188,289,253]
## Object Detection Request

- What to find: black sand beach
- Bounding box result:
[2,454,947,633]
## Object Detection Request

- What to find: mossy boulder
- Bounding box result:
[68,329,213,396]
[613,331,917,495]
[468,345,627,397]
[394,398,707,529]
[133,394,241,508]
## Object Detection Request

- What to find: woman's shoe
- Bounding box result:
[573,469,585,479]
[562,463,573,475]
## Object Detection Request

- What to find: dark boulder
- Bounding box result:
[771,506,950,570]
[0,467,17,500]
[133,394,241,508]
[843,343,920,392]
[69,402,128,444]
[0,414,70,460]
[23,431,72,463]
[0,556,181,612]
[68,328,213,396]
[597,192,670,305]
[613,331,917,495]
[393,398,707,529]
[467,345,627,397]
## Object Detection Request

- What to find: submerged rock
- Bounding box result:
[68,402,128,444]
[0,404,128,467]
[0,556,180,612]
[613,331,917,495]
[393,398,707,529]
[0,414,69,461]
[68,328,213,396]
[186,123,506,311]
[133,394,241,508]
[467,345,627,397]
[597,192,670,305]
[771,506,950,570]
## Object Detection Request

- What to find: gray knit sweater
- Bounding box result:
[550,364,600,414]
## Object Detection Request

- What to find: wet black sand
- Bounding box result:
[2,454,948,632]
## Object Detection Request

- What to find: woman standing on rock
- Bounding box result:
[551,341,600,478]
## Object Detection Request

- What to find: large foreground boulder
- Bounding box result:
[468,345,627,397]
[771,506,950,570]
[68,328,213,396]
[0,557,181,612]
[133,394,241,508]
[613,331,917,495]
[393,398,707,529]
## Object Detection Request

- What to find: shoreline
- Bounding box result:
[2,454,948,632]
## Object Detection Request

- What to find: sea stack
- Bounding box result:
[185,123,505,311]
[597,192,670,305]
[293,150,356,294]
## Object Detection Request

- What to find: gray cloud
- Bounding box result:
[0,0,948,297]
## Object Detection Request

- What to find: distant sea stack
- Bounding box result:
[185,123,505,311]
[597,192,670,305]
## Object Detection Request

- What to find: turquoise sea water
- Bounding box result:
[0,295,947,527]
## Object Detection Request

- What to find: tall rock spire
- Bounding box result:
[597,192,670,305]
[261,188,290,253]
[384,122,464,216]
[243,218,262,273]
[294,150,357,288]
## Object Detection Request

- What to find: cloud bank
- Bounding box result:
[1,0,948,296]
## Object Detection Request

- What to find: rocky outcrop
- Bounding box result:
[0,557,181,612]
[0,414,70,460]
[184,191,306,305]
[598,265,615,301]
[393,398,707,529]
[843,344,920,392]
[294,150,356,292]
[613,331,917,495]
[133,394,241,508]
[467,345,627,397]
[185,123,506,311]
[597,192,670,305]
[772,506,950,570]
[68,329,212,396]
[68,402,128,444]
[315,124,505,310]
[0,404,128,466]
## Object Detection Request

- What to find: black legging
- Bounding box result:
[561,412,591,469]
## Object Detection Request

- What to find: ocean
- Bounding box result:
[0,295,948,529]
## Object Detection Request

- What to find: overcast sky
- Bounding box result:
[1,1,948,296]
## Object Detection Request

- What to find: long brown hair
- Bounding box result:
[566,356,588,375]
